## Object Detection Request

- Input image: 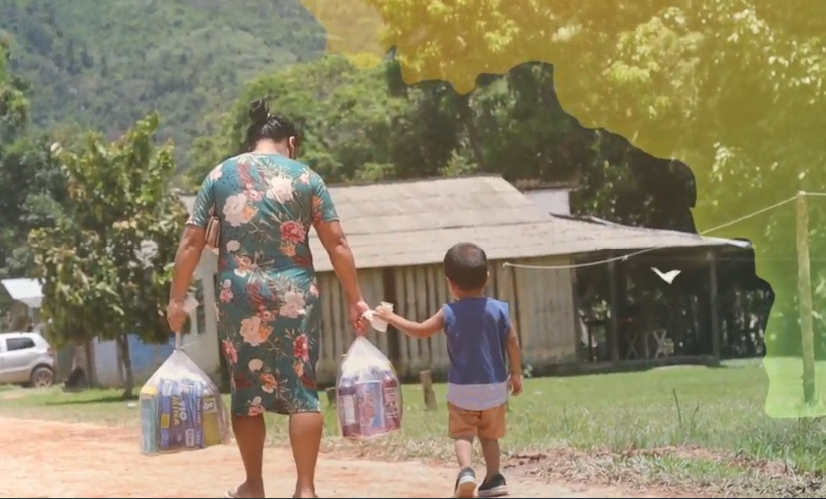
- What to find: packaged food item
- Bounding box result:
[336,337,403,440]
[140,341,230,455]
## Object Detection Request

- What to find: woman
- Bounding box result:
[167,99,369,498]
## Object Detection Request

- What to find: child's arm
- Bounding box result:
[376,308,444,339]
[505,324,524,395]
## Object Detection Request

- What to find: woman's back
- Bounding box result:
[200,152,337,276]
[169,100,369,498]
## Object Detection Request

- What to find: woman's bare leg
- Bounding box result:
[289,412,324,498]
[232,414,267,497]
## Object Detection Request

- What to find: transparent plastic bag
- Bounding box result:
[336,336,403,440]
[140,329,230,455]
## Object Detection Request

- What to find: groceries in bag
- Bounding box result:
[140,331,230,455]
[336,336,403,439]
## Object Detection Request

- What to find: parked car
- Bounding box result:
[0,332,56,388]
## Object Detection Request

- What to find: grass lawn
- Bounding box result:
[2,359,826,496]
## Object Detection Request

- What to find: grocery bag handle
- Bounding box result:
[173,295,199,351]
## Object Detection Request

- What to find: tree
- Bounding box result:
[0,37,28,141]
[306,0,826,417]
[0,135,68,276]
[29,113,186,397]
[185,54,416,186]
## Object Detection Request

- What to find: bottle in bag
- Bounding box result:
[380,367,402,432]
[337,375,360,438]
[356,379,385,438]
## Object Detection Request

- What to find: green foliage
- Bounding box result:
[0,135,68,276]
[0,0,326,170]
[187,55,417,185]
[28,113,185,353]
[298,0,826,409]
[191,55,688,232]
[0,36,27,139]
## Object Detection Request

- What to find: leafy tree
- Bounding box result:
[0,36,27,140]
[186,54,415,186]
[0,135,68,276]
[0,37,66,320]
[305,0,826,416]
[29,113,186,397]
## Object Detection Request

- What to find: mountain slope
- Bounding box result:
[0,0,327,169]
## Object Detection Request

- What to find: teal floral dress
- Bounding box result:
[187,153,338,416]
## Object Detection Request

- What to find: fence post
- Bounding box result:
[420,369,438,410]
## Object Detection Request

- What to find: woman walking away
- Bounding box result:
[167,99,370,498]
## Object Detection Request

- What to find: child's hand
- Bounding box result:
[374,304,394,321]
[509,373,523,395]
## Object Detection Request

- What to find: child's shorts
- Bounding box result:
[447,402,506,440]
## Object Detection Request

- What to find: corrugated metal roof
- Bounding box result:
[182,175,741,272]
[1,278,43,308]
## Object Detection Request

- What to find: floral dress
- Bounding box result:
[187,152,338,416]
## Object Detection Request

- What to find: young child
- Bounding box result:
[374,242,523,498]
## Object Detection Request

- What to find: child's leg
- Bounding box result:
[448,403,480,498]
[454,436,474,469]
[477,405,508,497]
[479,437,501,476]
[448,403,479,467]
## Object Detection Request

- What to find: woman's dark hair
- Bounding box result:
[245,98,301,150]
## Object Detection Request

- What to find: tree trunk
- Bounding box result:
[117,334,135,399]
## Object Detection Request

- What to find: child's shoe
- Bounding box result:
[478,473,508,497]
[454,467,477,498]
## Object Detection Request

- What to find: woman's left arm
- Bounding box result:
[168,173,214,329]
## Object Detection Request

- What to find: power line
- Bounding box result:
[701,195,797,235]
[502,191,822,271]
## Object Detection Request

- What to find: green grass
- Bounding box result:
[2,361,826,496]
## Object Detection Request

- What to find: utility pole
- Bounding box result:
[796,191,816,405]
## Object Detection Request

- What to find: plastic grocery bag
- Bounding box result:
[336,336,403,440]
[140,303,230,455]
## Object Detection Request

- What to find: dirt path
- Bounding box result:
[0,417,659,498]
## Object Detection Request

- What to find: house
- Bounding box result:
[184,175,746,384]
[1,278,43,331]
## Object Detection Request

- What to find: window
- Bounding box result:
[7,337,35,351]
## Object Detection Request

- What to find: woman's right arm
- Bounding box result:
[315,219,362,303]
[310,173,369,329]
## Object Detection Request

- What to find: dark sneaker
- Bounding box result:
[478,473,508,497]
[454,467,477,498]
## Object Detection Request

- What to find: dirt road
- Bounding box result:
[0,417,658,498]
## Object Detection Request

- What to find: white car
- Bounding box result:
[0,332,56,388]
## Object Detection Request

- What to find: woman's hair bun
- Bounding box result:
[248,99,269,125]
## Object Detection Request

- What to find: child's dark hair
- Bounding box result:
[443,242,488,290]
[245,98,301,150]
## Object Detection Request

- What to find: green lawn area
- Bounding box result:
[2,360,826,495]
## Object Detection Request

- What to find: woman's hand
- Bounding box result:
[349,299,371,335]
[166,299,189,333]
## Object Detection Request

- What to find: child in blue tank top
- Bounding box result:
[375,242,523,498]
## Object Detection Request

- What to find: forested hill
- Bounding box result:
[0,0,326,169]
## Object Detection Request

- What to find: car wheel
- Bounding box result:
[30,366,54,389]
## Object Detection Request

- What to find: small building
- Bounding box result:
[0,278,43,331]
[184,175,748,384]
